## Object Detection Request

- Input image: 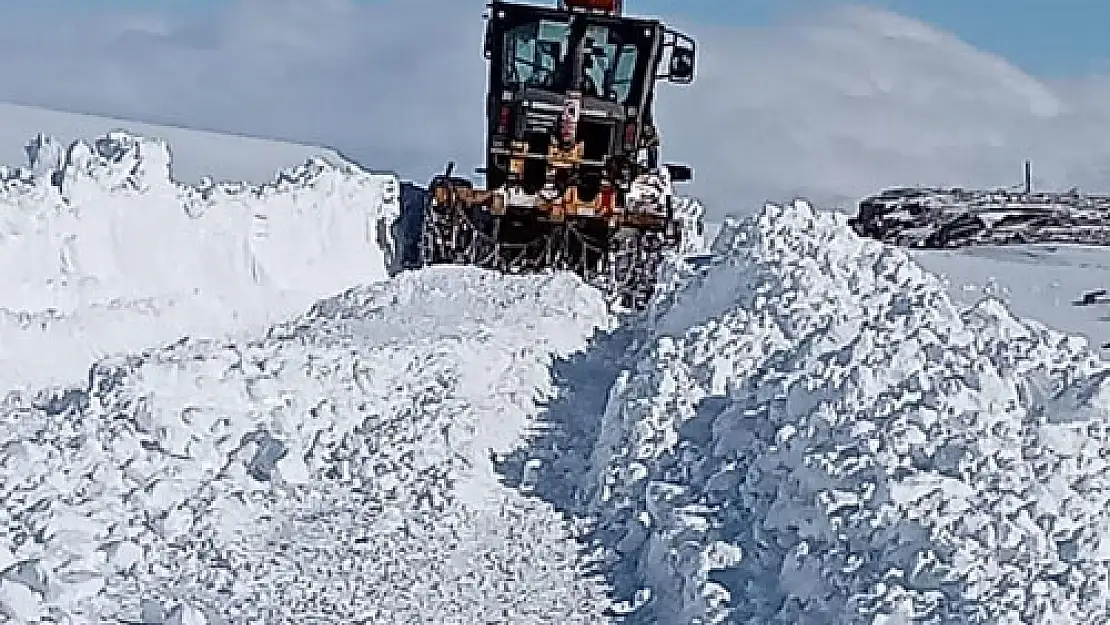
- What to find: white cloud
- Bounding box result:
[656,6,1110,217]
[3,0,1110,219]
[0,0,487,182]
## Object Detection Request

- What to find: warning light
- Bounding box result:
[561,0,622,15]
[598,184,616,214]
[622,121,637,151]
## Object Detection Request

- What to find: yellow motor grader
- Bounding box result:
[413,0,697,309]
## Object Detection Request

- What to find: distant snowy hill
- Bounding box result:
[0,101,346,184]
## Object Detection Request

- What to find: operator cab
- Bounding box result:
[482,0,695,202]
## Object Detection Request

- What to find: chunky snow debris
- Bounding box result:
[673,194,709,257]
[0,265,616,623]
[589,199,1110,624]
[0,131,400,390]
[625,168,708,259]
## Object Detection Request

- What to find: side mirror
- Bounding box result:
[666,163,693,183]
[668,48,695,83]
[658,29,697,84]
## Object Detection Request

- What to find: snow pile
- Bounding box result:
[589,199,1110,624]
[0,265,616,623]
[0,131,400,390]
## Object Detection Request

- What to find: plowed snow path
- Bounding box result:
[0,266,616,623]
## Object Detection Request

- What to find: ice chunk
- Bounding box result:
[0,580,41,623]
[166,602,207,625]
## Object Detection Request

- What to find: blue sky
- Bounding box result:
[18,0,1110,77]
[629,0,1110,77]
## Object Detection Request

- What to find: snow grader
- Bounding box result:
[408,0,698,309]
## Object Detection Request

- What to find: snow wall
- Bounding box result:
[589,199,1110,624]
[0,131,400,391]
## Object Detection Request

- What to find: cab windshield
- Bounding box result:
[502,19,641,104]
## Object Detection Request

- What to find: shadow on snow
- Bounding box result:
[491,320,651,620]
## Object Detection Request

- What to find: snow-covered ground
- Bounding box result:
[913,244,1110,361]
[0,131,399,391]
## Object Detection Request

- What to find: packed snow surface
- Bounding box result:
[0,131,399,391]
[0,265,617,623]
[581,200,1110,624]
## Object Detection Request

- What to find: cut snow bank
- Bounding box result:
[590,199,1110,624]
[0,131,399,391]
[0,266,615,623]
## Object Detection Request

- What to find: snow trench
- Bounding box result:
[580,199,1110,624]
[0,265,617,623]
[0,131,400,391]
